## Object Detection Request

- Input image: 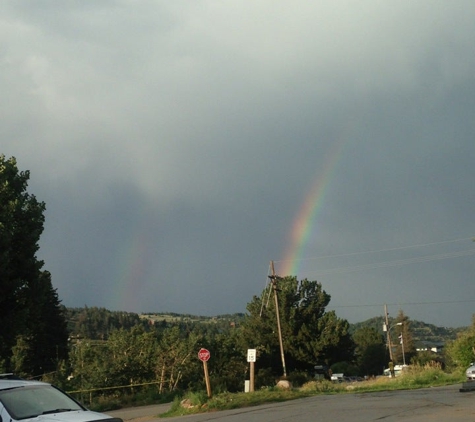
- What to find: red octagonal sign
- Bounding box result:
[198,348,210,362]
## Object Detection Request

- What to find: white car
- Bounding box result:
[466,363,475,381]
[0,375,123,422]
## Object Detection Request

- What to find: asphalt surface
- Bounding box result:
[107,403,171,421]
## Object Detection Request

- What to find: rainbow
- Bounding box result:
[111,217,151,312]
[278,140,346,277]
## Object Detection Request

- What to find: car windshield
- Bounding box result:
[0,384,83,420]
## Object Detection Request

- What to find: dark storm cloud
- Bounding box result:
[1,1,475,327]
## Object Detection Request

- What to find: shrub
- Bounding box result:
[287,371,312,387]
[301,380,341,393]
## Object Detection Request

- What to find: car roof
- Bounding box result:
[0,378,49,391]
[0,374,23,380]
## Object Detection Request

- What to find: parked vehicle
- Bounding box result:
[313,365,331,380]
[383,364,408,377]
[331,373,344,382]
[0,375,123,422]
[466,363,475,381]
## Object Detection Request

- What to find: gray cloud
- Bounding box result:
[2,1,475,327]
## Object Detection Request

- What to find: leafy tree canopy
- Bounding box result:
[240,276,354,376]
[445,314,475,369]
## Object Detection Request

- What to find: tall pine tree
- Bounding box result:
[0,155,68,376]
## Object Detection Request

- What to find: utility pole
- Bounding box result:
[400,331,406,366]
[269,261,287,378]
[384,304,394,362]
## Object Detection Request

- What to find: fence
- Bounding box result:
[67,380,166,407]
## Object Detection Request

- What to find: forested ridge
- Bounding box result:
[350,316,464,344]
[67,306,463,345]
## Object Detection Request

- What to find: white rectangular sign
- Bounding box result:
[247,349,256,362]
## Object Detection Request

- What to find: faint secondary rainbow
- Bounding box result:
[110,214,152,312]
[117,232,148,310]
[278,140,346,277]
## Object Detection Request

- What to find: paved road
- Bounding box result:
[108,384,475,422]
[108,403,171,421]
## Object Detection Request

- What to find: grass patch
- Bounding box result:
[160,388,309,418]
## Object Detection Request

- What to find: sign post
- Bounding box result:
[198,348,212,398]
[247,349,256,392]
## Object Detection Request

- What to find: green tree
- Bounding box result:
[445,315,475,370]
[23,271,69,375]
[0,155,68,375]
[10,336,31,378]
[68,339,109,394]
[155,326,201,392]
[353,326,386,376]
[240,276,354,378]
[206,329,248,393]
[68,326,159,394]
[106,326,158,386]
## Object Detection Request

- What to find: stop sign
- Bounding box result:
[198,348,210,362]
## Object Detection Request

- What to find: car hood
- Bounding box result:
[28,411,122,422]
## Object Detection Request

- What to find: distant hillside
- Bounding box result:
[139,312,246,326]
[65,307,247,340]
[66,307,467,345]
[350,316,466,345]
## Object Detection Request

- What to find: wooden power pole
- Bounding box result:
[269,261,287,378]
[384,304,393,362]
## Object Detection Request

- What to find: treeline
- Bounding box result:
[51,278,373,397]
[41,299,475,402]
[65,307,147,340]
[70,308,462,347]
[54,282,417,394]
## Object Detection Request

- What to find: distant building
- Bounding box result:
[415,341,444,354]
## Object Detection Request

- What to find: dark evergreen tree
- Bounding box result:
[240,276,354,378]
[24,271,69,375]
[353,326,386,376]
[0,156,44,369]
[0,155,68,375]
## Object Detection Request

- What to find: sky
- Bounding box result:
[2,1,475,328]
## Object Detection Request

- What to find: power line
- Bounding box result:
[306,248,475,276]
[274,236,474,265]
[331,299,475,309]
[268,237,475,321]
